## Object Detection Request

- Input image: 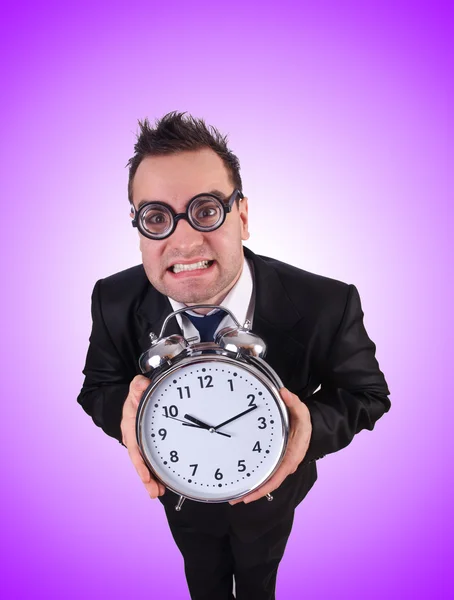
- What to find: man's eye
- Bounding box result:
[145,213,167,224]
[151,214,166,223]
[197,208,217,219]
[143,211,170,230]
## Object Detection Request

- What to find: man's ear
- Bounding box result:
[239,196,250,241]
[129,203,142,245]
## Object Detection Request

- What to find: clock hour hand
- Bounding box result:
[183,414,212,429]
[183,414,231,438]
[214,406,258,430]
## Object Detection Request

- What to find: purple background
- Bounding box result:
[1,1,452,598]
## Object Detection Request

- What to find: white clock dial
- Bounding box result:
[138,356,287,502]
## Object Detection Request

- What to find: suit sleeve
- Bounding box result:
[77,279,134,443]
[302,284,391,464]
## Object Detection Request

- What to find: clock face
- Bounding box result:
[137,355,288,502]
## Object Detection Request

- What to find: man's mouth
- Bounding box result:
[169,260,214,274]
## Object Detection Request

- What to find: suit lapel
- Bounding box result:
[135,285,181,354]
[244,247,308,387]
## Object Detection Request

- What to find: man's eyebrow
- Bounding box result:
[206,189,228,200]
[136,189,229,211]
[137,199,152,210]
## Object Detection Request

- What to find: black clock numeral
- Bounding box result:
[163,405,178,418]
[253,441,262,453]
[177,386,191,399]
[170,450,179,462]
[248,394,257,408]
[237,460,246,472]
[158,428,167,440]
[257,417,267,429]
[227,379,234,392]
[189,463,198,476]
[198,375,213,388]
[215,468,223,480]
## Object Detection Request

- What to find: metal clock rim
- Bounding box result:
[136,352,289,503]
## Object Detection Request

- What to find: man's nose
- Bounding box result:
[169,217,204,250]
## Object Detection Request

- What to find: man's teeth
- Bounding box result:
[172,260,211,274]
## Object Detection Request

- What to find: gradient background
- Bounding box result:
[1,0,452,598]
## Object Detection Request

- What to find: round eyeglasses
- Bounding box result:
[130,189,244,240]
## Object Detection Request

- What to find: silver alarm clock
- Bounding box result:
[136,305,289,511]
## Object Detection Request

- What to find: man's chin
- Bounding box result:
[168,289,217,305]
[162,265,219,304]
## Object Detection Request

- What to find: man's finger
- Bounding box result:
[128,444,151,481]
[130,374,151,392]
[280,387,304,414]
[229,464,291,505]
[128,444,165,497]
[121,377,150,439]
[129,375,152,407]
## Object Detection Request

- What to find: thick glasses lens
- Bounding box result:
[189,196,224,230]
[140,205,173,237]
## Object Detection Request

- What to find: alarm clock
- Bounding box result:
[136,305,289,511]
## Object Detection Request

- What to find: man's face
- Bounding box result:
[131,148,249,306]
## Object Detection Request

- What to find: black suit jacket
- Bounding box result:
[77,246,390,541]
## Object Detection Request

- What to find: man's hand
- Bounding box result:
[121,375,166,499]
[229,387,312,505]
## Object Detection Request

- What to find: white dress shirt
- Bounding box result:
[168,256,255,342]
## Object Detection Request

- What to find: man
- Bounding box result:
[77,111,391,600]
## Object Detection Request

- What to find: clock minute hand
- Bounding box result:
[214,406,258,430]
[164,415,200,427]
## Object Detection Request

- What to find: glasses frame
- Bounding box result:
[130,188,244,240]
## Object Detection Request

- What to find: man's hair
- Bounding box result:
[127,111,242,203]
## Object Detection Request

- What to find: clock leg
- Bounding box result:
[266,493,273,501]
[175,495,186,511]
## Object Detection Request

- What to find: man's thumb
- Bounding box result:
[279,387,300,412]
[130,375,151,405]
